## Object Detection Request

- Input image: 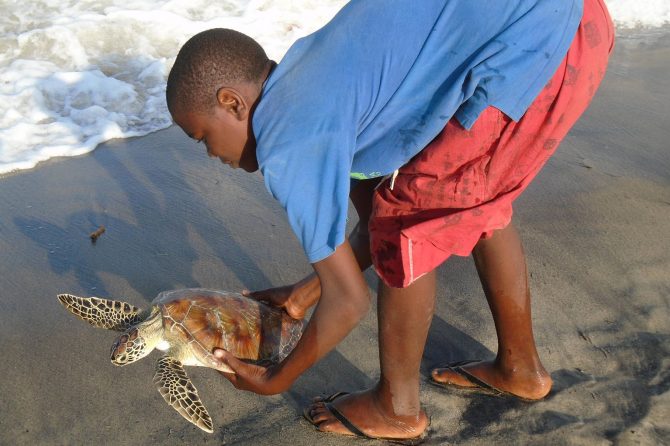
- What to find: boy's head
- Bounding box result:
[166,28,272,172]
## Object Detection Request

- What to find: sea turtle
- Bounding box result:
[57,288,303,433]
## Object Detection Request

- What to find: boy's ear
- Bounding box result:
[216,87,247,120]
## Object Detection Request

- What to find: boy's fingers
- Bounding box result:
[213,349,243,387]
[241,288,260,298]
[213,348,248,374]
[213,348,234,372]
[242,289,274,304]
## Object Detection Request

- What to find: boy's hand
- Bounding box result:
[217,241,369,399]
[242,285,297,315]
[212,348,289,395]
[242,274,321,320]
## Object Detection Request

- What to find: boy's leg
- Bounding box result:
[306,270,434,439]
[348,178,381,270]
[431,223,552,400]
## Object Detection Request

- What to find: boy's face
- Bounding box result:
[173,105,258,173]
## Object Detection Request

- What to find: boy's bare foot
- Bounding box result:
[305,388,429,441]
[430,359,552,401]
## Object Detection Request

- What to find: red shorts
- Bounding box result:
[369,0,615,288]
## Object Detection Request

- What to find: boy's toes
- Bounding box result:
[306,404,329,423]
[431,366,474,387]
[305,403,352,435]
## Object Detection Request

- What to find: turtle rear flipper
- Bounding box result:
[57,294,144,331]
[153,356,214,433]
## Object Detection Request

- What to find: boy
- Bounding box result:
[166,0,613,441]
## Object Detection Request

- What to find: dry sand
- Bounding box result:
[0,31,668,446]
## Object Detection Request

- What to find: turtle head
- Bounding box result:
[110,308,162,366]
[111,327,151,366]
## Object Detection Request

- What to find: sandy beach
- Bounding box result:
[0,31,668,445]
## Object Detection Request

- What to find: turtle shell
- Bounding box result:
[153,289,303,367]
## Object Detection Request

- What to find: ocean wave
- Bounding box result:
[0,0,344,174]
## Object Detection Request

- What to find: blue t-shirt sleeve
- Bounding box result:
[259,129,354,263]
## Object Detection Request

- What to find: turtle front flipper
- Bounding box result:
[57,294,144,331]
[153,356,214,433]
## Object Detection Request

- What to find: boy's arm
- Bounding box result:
[241,177,380,319]
[213,239,370,394]
[240,218,373,319]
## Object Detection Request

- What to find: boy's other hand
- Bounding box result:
[242,285,294,310]
[242,276,320,320]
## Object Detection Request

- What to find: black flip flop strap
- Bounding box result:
[454,366,505,396]
[323,391,349,403]
[325,402,372,440]
[436,359,481,369]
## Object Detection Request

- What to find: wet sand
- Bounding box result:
[0,32,668,445]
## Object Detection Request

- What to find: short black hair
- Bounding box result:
[166,28,269,115]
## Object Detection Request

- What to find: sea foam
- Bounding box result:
[0,0,345,174]
[0,0,667,175]
[607,0,670,29]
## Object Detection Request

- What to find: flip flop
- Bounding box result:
[303,391,430,445]
[429,360,542,402]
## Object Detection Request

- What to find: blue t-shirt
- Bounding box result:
[253,0,582,263]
